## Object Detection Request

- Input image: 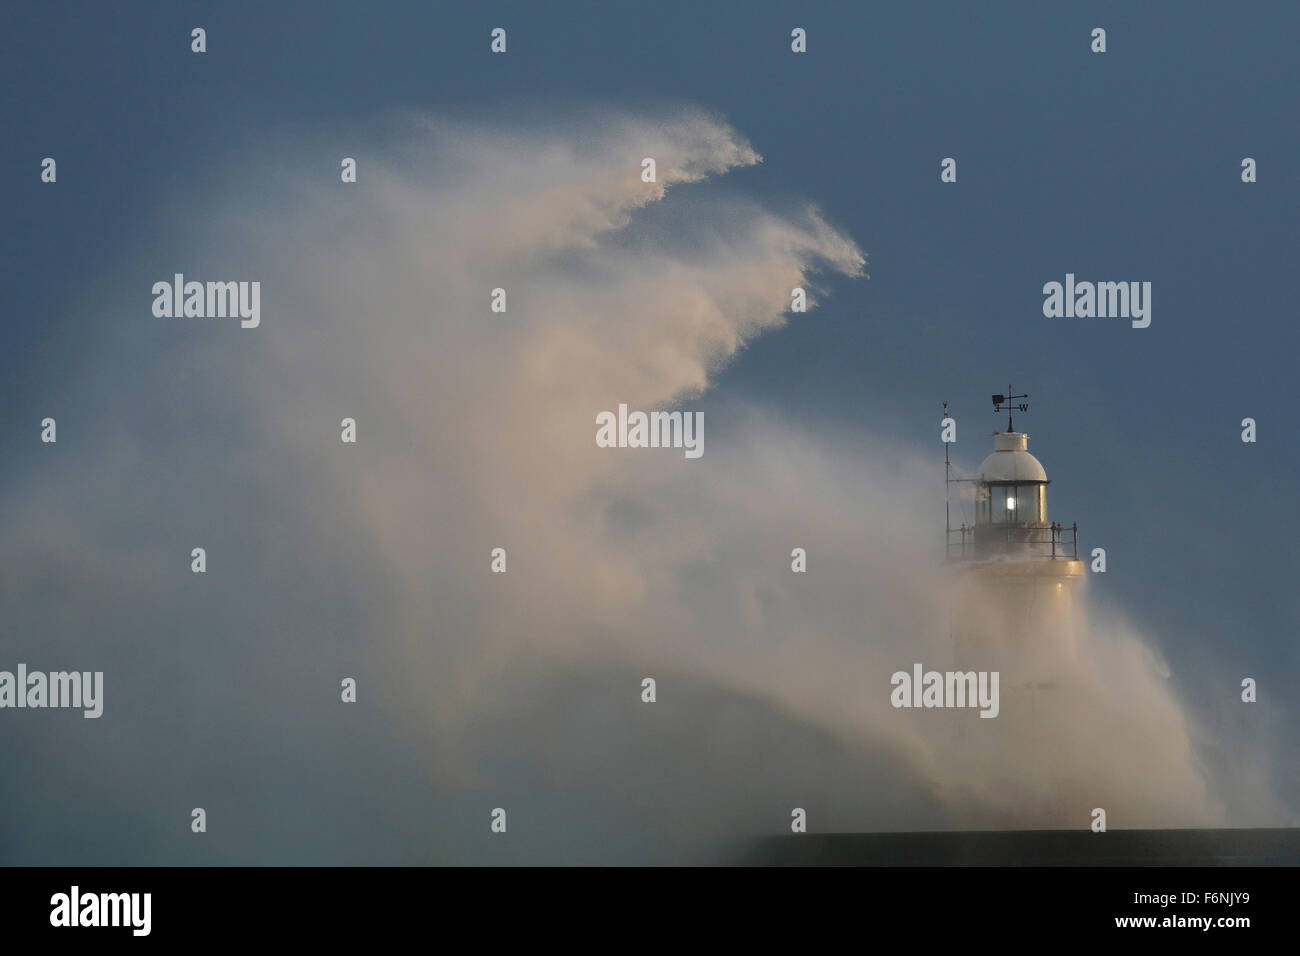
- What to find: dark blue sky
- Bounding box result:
[5,0,1298,830]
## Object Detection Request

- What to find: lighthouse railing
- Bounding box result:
[947,522,1078,561]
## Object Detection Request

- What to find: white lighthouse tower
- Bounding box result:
[946,390,1084,684]
[931,394,1218,830]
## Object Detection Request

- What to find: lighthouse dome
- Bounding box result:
[978,432,1047,483]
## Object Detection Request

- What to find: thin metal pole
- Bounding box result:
[944,402,951,557]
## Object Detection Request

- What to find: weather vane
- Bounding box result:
[992,386,1029,433]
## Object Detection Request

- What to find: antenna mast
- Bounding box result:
[943,401,951,543]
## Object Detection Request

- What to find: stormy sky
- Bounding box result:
[3,2,1297,864]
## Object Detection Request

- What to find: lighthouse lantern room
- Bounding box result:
[946,389,1079,563]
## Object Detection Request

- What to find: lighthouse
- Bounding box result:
[946,390,1085,689]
